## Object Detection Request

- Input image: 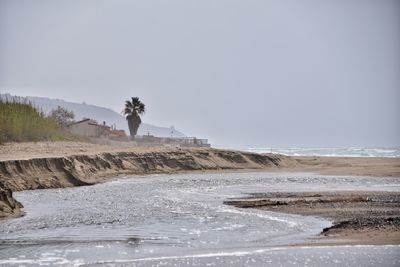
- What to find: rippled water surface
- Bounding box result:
[1,172,399,266]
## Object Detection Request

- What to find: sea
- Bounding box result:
[243,147,400,158]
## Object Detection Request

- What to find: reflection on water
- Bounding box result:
[0,172,399,266]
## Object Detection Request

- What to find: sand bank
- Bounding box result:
[224,191,400,245]
[0,142,285,217]
[1,142,399,176]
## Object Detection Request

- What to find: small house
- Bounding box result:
[67,119,110,138]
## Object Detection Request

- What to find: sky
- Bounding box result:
[1,0,399,148]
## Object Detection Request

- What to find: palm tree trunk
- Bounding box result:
[126,114,141,139]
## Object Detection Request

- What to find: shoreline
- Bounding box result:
[288,156,400,177]
[1,141,400,247]
[1,142,399,177]
[224,191,400,246]
[0,142,287,218]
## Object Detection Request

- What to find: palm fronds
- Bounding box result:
[123,97,145,116]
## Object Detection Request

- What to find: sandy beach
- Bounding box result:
[1,141,399,177]
[0,141,171,161]
[1,141,399,247]
[288,156,400,177]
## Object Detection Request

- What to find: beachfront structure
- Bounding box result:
[108,129,129,141]
[67,119,128,141]
[67,119,208,146]
[135,135,210,147]
[67,119,110,138]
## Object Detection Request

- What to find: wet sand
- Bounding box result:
[288,156,400,177]
[224,191,400,245]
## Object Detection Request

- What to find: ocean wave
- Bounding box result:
[245,147,400,158]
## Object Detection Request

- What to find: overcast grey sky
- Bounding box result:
[1,0,399,148]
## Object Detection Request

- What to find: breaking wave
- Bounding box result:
[245,147,400,158]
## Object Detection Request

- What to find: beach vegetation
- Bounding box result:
[49,106,75,127]
[0,99,71,143]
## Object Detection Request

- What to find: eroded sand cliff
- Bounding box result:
[0,145,286,217]
[1,142,399,218]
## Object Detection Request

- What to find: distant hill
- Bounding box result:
[0,93,185,137]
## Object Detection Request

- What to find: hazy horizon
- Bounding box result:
[1,0,399,148]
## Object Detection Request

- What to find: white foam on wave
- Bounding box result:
[213,224,246,231]
[94,244,400,264]
[217,206,299,227]
[4,245,399,266]
[245,147,400,158]
[0,256,83,266]
[96,248,282,263]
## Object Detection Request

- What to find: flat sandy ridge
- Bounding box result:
[290,156,400,177]
[0,141,172,161]
[0,142,400,177]
[1,141,399,177]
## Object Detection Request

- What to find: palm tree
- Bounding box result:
[123,97,145,139]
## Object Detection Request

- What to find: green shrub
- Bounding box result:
[0,99,69,143]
